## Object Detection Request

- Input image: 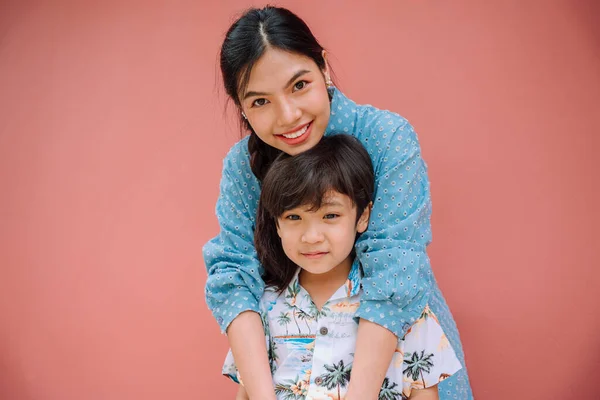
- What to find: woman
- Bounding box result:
[203,6,473,399]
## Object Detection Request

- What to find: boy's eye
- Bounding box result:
[252,98,268,107]
[285,215,300,221]
[324,214,339,220]
[293,80,307,91]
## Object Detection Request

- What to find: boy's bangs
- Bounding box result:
[263,157,356,218]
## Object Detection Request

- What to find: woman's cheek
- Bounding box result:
[250,113,271,139]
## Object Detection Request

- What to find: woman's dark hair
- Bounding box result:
[255,135,374,292]
[220,6,330,181]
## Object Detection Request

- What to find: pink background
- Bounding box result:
[1,1,599,399]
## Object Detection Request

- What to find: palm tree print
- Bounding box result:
[420,305,440,325]
[403,350,435,388]
[284,301,302,334]
[260,311,279,370]
[378,377,404,400]
[277,311,291,335]
[284,281,302,334]
[316,360,352,400]
[261,312,270,336]
[268,337,279,371]
[285,280,301,305]
[274,375,307,400]
[296,309,313,333]
[308,301,331,320]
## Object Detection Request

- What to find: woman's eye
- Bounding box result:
[252,98,268,107]
[293,80,307,91]
[285,215,300,221]
[324,214,339,220]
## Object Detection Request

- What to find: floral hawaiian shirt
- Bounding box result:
[223,260,462,399]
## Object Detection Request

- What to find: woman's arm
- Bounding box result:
[348,118,431,399]
[326,92,433,338]
[353,115,433,337]
[345,319,397,400]
[203,143,264,333]
[410,386,439,400]
[235,385,250,400]
[337,103,434,397]
[228,312,275,400]
[203,142,275,399]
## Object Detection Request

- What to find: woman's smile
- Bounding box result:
[276,121,312,145]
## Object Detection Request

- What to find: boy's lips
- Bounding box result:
[301,251,328,259]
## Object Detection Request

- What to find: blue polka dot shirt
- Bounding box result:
[204,87,435,338]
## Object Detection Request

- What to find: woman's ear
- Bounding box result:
[356,202,372,234]
[321,50,331,82]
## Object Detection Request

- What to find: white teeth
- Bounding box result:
[282,124,309,139]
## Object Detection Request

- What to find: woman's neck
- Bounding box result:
[298,257,352,310]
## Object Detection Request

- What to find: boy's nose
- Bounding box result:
[301,227,324,244]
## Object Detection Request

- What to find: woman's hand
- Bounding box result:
[235,385,250,400]
[409,385,439,399]
[227,311,276,400]
[344,318,397,400]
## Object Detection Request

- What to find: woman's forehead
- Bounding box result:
[245,48,320,93]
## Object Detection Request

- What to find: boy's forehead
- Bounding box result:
[294,191,354,212]
[320,192,347,206]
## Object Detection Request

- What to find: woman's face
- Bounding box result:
[239,48,331,155]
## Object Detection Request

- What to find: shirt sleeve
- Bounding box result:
[222,348,242,384]
[398,305,462,397]
[202,143,264,333]
[354,116,434,338]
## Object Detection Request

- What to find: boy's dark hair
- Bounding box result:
[255,135,374,292]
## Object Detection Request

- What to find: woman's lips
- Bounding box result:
[276,122,312,145]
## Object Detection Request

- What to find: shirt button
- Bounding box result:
[315,377,323,385]
[319,327,328,336]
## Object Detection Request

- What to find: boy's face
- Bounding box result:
[276,191,370,276]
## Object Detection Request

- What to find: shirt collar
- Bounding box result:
[338,258,362,300]
[324,87,359,137]
[288,258,362,303]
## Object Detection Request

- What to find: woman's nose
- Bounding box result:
[277,98,302,127]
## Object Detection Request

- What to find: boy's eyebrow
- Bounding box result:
[243,69,311,100]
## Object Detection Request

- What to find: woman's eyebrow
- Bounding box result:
[284,69,310,89]
[243,69,311,100]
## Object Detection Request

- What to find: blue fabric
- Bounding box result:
[203,88,473,398]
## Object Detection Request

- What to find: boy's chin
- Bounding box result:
[299,266,336,276]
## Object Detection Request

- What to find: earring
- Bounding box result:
[326,77,333,88]
[241,111,247,120]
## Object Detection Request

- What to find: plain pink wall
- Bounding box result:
[1,1,599,399]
